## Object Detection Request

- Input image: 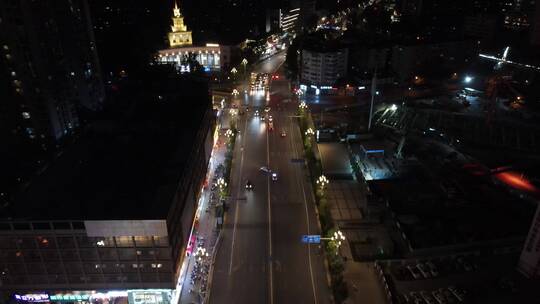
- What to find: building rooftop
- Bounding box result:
[2,69,212,221]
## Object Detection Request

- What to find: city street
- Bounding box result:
[209,54,331,304]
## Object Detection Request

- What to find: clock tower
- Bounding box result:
[168,2,192,47]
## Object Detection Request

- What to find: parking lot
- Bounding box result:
[376,250,540,304]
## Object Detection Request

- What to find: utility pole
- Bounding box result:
[368,69,377,132]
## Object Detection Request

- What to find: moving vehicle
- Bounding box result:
[259,166,271,173]
[245,180,253,190]
[254,110,259,116]
[281,131,286,137]
[272,173,278,181]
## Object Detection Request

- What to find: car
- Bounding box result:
[407,265,421,279]
[426,261,439,277]
[260,115,265,121]
[264,107,271,113]
[448,286,464,302]
[431,290,446,304]
[409,292,424,304]
[259,166,271,173]
[245,180,253,190]
[268,115,273,122]
[254,110,259,116]
[272,173,278,181]
[417,263,431,278]
[420,291,436,304]
[268,122,274,131]
[281,131,286,137]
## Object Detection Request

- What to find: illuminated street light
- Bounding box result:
[225,129,234,138]
[464,75,473,83]
[194,246,209,262]
[229,108,238,117]
[241,58,248,66]
[299,101,307,110]
[231,67,238,74]
[316,175,329,192]
[217,177,227,190]
[389,104,398,111]
[305,128,315,136]
[330,230,346,253]
[232,89,239,97]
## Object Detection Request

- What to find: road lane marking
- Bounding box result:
[228,113,249,275]
[267,119,274,304]
[289,114,318,304]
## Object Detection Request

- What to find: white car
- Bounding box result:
[260,166,271,173]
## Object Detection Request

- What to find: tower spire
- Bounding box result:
[173,1,181,18]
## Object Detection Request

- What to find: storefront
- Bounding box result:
[13,289,172,304]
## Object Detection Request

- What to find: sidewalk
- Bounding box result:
[178,134,228,304]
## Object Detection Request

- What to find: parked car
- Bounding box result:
[426,261,439,277]
[259,166,271,173]
[409,292,425,304]
[417,263,432,278]
[407,265,422,279]
[420,291,436,304]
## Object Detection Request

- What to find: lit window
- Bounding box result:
[22,112,30,119]
[132,264,138,268]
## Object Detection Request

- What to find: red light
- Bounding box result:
[494,171,538,193]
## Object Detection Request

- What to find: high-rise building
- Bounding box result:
[300,48,349,88]
[0,67,216,303]
[0,0,105,149]
[530,0,540,45]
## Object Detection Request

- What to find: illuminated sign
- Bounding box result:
[50,294,90,301]
[205,43,219,47]
[14,294,49,303]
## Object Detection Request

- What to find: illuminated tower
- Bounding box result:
[168,2,192,47]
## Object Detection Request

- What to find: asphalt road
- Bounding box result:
[209,54,331,304]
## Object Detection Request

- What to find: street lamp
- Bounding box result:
[194,246,209,262]
[225,129,234,138]
[232,89,239,97]
[464,75,473,84]
[330,230,346,254]
[316,174,329,192]
[231,67,238,74]
[305,127,315,136]
[298,101,307,113]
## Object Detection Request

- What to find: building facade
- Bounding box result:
[0,0,105,148]
[157,4,230,71]
[300,48,348,88]
[0,71,216,304]
[518,202,540,278]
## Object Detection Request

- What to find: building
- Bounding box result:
[0,0,105,150]
[530,0,540,45]
[518,203,540,278]
[168,2,192,48]
[157,3,230,71]
[300,48,348,91]
[0,67,216,304]
[463,14,497,41]
[391,39,476,82]
[280,7,301,33]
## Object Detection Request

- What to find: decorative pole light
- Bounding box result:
[229,108,238,117]
[331,230,346,253]
[231,67,238,74]
[316,174,329,191]
[194,246,209,262]
[241,58,248,66]
[299,101,307,110]
[232,89,239,97]
[305,127,315,136]
[225,129,234,138]
[217,177,227,190]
